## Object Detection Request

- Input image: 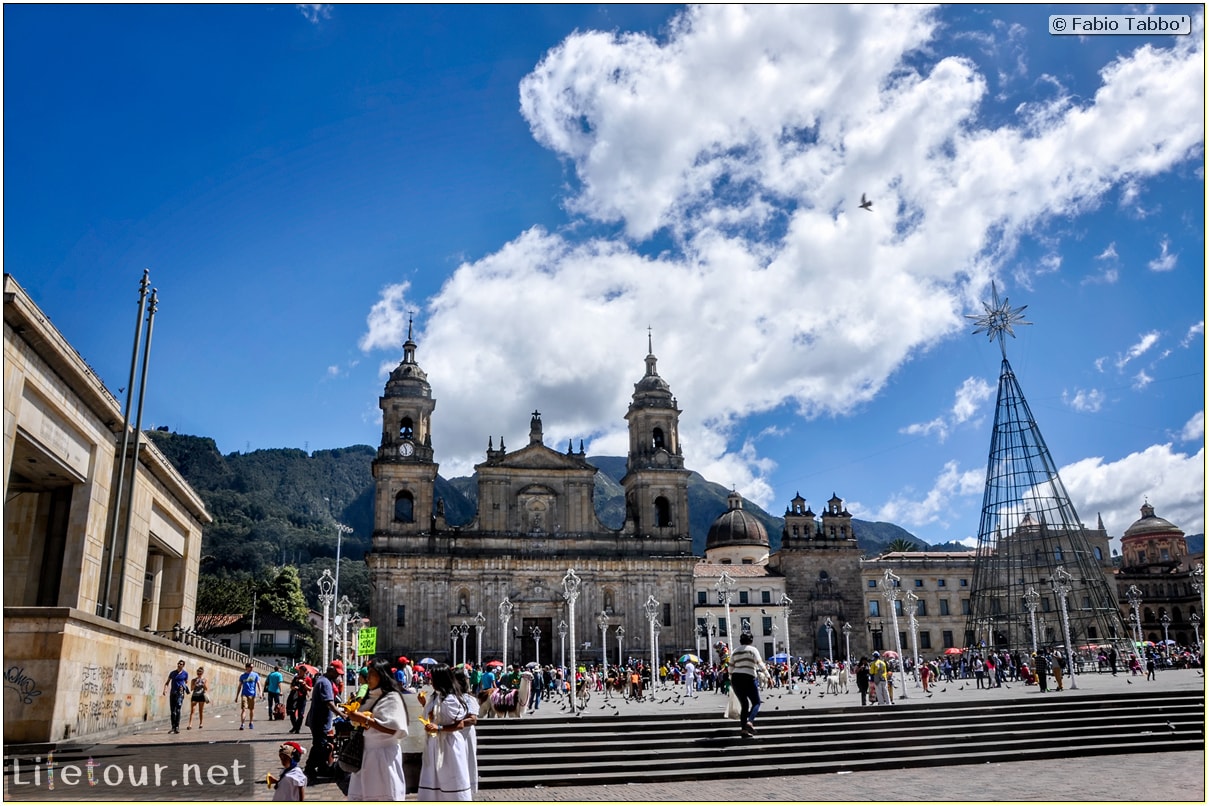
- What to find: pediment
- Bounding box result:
[480,443,596,472]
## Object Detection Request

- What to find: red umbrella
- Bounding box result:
[882,650,900,659]
[943,647,964,656]
[485,659,504,668]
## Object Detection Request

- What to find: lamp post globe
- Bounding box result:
[317,569,335,670]
[474,612,486,668]
[498,598,514,671]
[561,569,582,714]
[643,594,660,700]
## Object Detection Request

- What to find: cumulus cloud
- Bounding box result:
[1181,320,1204,348]
[296,4,331,24]
[1063,388,1105,413]
[1060,443,1206,545]
[902,377,993,442]
[1115,331,1161,370]
[869,460,985,529]
[360,6,1204,503]
[1179,410,1204,442]
[359,282,414,353]
[1147,237,1178,271]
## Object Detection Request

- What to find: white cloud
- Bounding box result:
[870,460,985,528]
[1060,443,1206,545]
[1115,331,1161,369]
[1147,237,1178,271]
[1083,241,1120,285]
[296,4,331,24]
[1132,369,1153,390]
[361,6,1204,497]
[1063,388,1105,413]
[1179,410,1204,442]
[1181,320,1204,348]
[902,376,992,442]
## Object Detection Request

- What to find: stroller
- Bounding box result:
[308,715,354,786]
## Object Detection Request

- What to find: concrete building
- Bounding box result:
[3,273,226,743]
[1115,502,1203,649]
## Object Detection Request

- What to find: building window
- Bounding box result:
[868,580,877,588]
[718,617,727,636]
[697,590,707,605]
[396,605,406,627]
[920,631,932,649]
[942,630,954,648]
[961,599,970,615]
[916,600,927,616]
[939,599,950,616]
[654,497,672,528]
[662,602,671,626]
[739,591,749,605]
[960,579,969,587]
[762,616,772,636]
[894,600,903,616]
[764,642,775,659]
[259,633,273,647]
[742,558,753,565]
[914,579,923,587]
[394,490,415,523]
[938,579,946,587]
[1094,546,1103,561]
[869,600,881,617]
[761,590,772,604]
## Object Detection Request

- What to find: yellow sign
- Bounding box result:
[357,626,377,657]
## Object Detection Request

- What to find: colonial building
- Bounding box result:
[366,328,698,663]
[1115,502,1202,649]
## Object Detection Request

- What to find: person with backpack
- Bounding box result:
[730,633,767,736]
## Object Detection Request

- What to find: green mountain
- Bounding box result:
[147,432,931,615]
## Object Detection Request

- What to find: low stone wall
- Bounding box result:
[3,607,279,745]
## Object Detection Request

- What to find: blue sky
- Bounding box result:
[5,4,1204,549]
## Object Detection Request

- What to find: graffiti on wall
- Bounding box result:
[75,653,157,736]
[4,666,44,704]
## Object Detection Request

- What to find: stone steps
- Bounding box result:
[476,690,1204,789]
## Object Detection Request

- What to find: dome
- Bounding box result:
[706,491,769,551]
[1122,502,1184,540]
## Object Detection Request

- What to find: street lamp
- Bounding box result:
[332,522,353,632]
[1051,566,1078,690]
[317,569,335,669]
[904,592,921,686]
[715,572,735,650]
[1127,585,1144,663]
[824,617,835,664]
[450,625,460,665]
[1160,612,1171,653]
[459,621,470,666]
[336,595,353,667]
[597,611,610,673]
[558,620,568,686]
[562,569,582,715]
[474,612,486,668]
[1025,587,1041,656]
[778,594,793,667]
[842,622,852,665]
[530,625,542,665]
[880,569,908,700]
[615,626,626,669]
[704,610,716,666]
[1192,612,1201,652]
[654,620,662,685]
[351,611,361,666]
[498,598,514,671]
[644,594,660,701]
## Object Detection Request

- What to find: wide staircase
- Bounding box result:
[476,689,1204,790]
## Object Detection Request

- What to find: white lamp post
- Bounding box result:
[842,622,852,665]
[1025,587,1041,656]
[459,621,470,666]
[332,522,353,631]
[474,612,486,668]
[450,626,459,665]
[715,572,735,651]
[1051,566,1078,690]
[336,595,353,667]
[824,616,835,664]
[498,598,514,671]
[562,569,582,715]
[615,626,626,669]
[597,612,609,673]
[779,594,793,668]
[704,610,716,666]
[1127,584,1144,664]
[1192,612,1201,653]
[1160,612,1171,653]
[317,569,335,669]
[904,592,920,686]
[881,568,908,700]
[557,619,568,698]
[530,625,542,665]
[644,594,660,701]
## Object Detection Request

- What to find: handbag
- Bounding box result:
[337,727,365,773]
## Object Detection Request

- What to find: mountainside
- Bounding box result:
[147,432,932,612]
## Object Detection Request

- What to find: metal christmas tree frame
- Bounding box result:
[964,284,1132,677]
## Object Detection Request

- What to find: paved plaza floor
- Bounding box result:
[97,666,1205,802]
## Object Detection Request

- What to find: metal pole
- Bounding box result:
[101,269,150,621]
[558,620,568,685]
[716,572,735,653]
[318,570,334,669]
[474,612,486,668]
[597,612,609,674]
[882,569,908,700]
[114,286,158,619]
[842,622,852,665]
[825,617,834,664]
[1025,587,1041,656]
[644,595,660,701]
[333,522,353,637]
[904,592,920,687]
[498,598,513,672]
[1051,566,1078,690]
[615,627,625,674]
[1127,585,1143,665]
[704,611,716,667]
[562,569,582,714]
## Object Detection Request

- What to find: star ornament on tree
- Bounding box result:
[966,281,1031,357]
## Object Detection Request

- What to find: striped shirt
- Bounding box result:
[730,645,764,677]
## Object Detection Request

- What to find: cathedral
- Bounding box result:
[366,328,699,664]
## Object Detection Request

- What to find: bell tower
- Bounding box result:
[621,332,690,539]
[372,318,438,535]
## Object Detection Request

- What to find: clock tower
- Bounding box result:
[372,319,438,535]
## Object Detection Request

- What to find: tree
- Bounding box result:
[259,566,310,626]
[885,537,919,554]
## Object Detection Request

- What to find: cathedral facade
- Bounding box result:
[366,329,698,664]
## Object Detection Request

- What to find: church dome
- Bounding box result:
[1122,502,1184,540]
[706,491,769,551]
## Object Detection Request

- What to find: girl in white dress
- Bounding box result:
[419,664,471,801]
[346,659,409,800]
[452,667,480,796]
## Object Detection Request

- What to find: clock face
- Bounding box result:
[398,441,415,457]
